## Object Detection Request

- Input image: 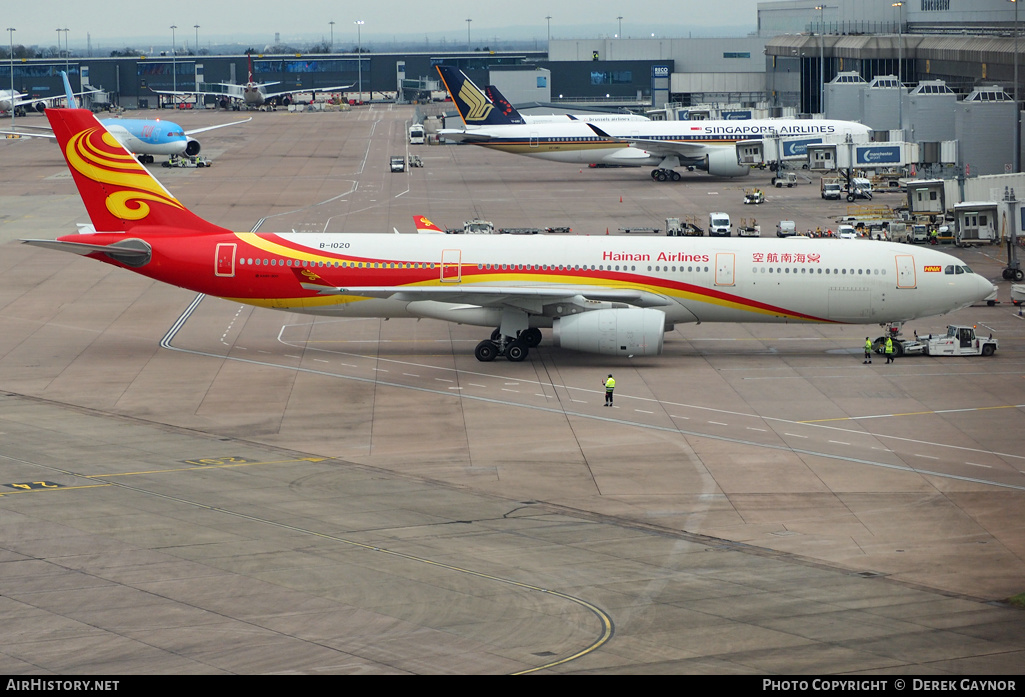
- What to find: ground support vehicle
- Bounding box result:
[873,325,998,357]
[497,227,543,235]
[162,154,210,168]
[665,217,704,237]
[776,220,797,237]
[620,226,660,234]
[447,219,495,234]
[737,218,761,237]
[743,188,765,204]
[821,177,842,200]
[408,155,423,168]
[389,156,406,172]
[772,172,797,188]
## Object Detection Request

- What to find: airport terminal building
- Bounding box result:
[3,0,1024,174]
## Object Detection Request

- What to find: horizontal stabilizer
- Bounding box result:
[22,237,152,267]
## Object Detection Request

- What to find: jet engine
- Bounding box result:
[185,138,201,156]
[553,308,666,356]
[31,101,47,113]
[703,148,750,178]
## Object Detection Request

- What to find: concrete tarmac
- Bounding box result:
[1,105,1024,674]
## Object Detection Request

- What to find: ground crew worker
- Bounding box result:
[864,337,873,364]
[885,336,895,364]
[603,374,616,406]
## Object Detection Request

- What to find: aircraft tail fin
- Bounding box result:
[60,71,78,109]
[45,108,230,234]
[482,85,526,124]
[436,65,522,126]
[413,214,446,234]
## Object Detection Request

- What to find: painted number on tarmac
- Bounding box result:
[5,481,63,490]
[181,457,253,466]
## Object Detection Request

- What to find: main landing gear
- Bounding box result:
[474,327,543,362]
[650,168,682,182]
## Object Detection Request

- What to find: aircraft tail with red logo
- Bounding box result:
[44,108,228,235]
[413,214,446,234]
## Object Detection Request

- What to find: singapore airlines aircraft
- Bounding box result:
[436,66,647,128]
[437,65,871,182]
[1,73,251,163]
[25,108,994,363]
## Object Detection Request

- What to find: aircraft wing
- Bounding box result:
[0,128,55,139]
[8,89,99,111]
[436,128,492,143]
[258,83,354,100]
[586,123,709,159]
[293,273,675,311]
[184,117,252,136]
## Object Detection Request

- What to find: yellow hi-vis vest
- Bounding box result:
[605,378,616,390]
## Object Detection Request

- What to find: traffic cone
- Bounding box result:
[606,228,609,235]
[620,196,623,203]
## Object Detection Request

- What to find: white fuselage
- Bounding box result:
[449,118,871,167]
[229,232,993,327]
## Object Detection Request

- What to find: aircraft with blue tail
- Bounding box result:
[0,72,250,163]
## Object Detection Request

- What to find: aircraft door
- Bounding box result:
[215,243,236,277]
[530,132,539,148]
[895,254,916,288]
[441,249,462,283]
[714,252,735,286]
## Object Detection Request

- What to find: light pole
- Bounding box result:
[815,6,833,115]
[194,24,199,54]
[1011,0,1020,172]
[7,27,14,128]
[60,28,69,76]
[546,15,551,46]
[329,21,334,50]
[170,24,177,103]
[892,2,903,134]
[354,20,364,102]
[617,16,623,38]
[466,18,472,51]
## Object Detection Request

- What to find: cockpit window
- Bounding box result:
[945,265,954,274]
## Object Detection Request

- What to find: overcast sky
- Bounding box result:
[8,1,761,49]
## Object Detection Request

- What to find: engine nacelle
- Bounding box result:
[32,101,47,113]
[704,148,750,178]
[184,138,201,156]
[553,308,666,356]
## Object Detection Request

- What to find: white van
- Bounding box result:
[775,220,797,237]
[708,212,731,237]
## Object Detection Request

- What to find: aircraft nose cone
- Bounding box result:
[979,275,998,302]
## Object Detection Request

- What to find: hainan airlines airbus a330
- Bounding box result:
[25,108,994,362]
[436,65,870,182]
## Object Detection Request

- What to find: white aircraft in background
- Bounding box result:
[437,65,871,182]
[1,72,250,163]
[152,53,352,109]
[24,107,995,365]
[1,86,97,115]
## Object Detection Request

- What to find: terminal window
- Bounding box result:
[591,71,632,85]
